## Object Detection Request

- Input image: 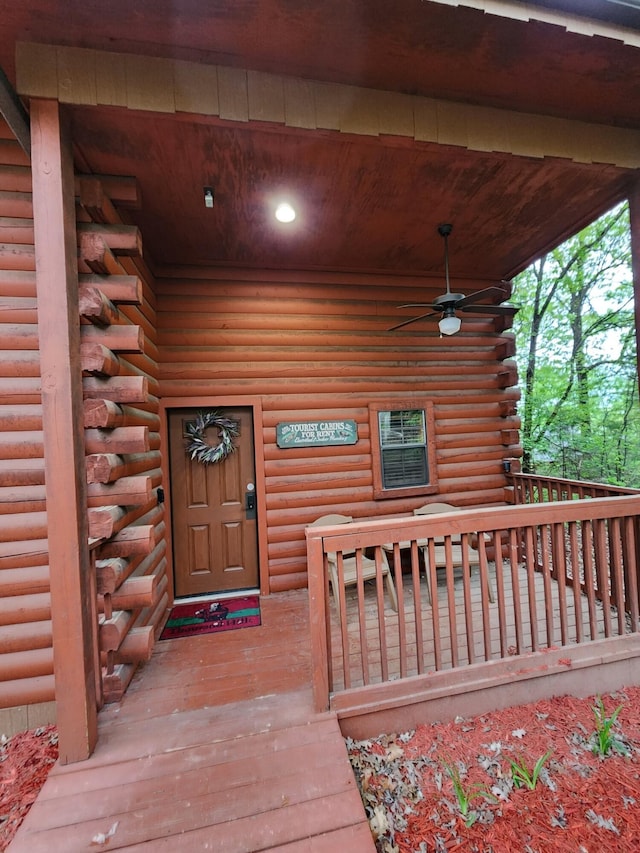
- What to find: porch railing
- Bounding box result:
[508,471,640,503]
[306,495,640,712]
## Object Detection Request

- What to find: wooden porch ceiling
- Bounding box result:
[2,0,639,279]
[67,106,633,280]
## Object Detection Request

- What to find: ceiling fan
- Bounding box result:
[389,224,518,335]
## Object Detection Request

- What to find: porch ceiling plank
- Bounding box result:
[10,25,639,278]
[30,97,98,763]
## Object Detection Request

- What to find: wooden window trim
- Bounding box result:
[369,400,438,500]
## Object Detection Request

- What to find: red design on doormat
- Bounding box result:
[160,595,260,640]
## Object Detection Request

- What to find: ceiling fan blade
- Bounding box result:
[456,286,510,309]
[396,303,436,309]
[459,303,519,316]
[388,310,439,331]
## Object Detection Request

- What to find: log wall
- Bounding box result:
[0,116,169,724]
[156,268,521,592]
[75,177,168,704]
[0,121,56,731]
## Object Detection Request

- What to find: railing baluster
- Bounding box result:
[444,536,458,669]
[426,538,442,670]
[322,552,334,697]
[476,533,492,661]
[582,520,598,641]
[624,517,640,632]
[336,551,351,690]
[509,528,524,654]
[373,547,389,682]
[410,541,425,673]
[461,533,475,665]
[552,521,569,645]
[609,518,626,636]
[393,543,408,679]
[354,549,369,687]
[539,524,555,647]
[524,526,539,651]
[593,519,612,637]
[568,521,584,644]
[493,530,507,657]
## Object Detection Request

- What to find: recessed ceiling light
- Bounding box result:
[275,202,296,223]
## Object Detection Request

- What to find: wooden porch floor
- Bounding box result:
[8,591,375,853]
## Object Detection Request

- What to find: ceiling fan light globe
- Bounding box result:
[439,315,461,335]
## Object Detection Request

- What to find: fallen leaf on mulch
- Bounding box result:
[347,688,640,852]
[0,724,58,851]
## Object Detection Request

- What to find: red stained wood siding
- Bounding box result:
[156,268,521,592]
[0,115,169,728]
[0,120,55,723]
[75,175,168,706]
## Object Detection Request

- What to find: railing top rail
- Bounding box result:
[509,472,640,495]
[305,494,640,553]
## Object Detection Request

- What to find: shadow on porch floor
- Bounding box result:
[8,591,375,853]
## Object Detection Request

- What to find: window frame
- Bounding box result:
[369,400,438,500]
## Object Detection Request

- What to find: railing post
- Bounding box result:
[306,530,330,713]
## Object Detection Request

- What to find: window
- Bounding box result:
[369,401,438,499]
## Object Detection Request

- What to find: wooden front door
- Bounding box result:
[168,407,259,597]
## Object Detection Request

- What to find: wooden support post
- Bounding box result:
[30,98,98,762]
[629,181,640,401]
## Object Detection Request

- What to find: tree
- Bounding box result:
[513,202,639,486]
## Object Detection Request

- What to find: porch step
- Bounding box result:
[9,697,375,852]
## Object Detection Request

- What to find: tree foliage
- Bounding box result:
[513,202,639,487]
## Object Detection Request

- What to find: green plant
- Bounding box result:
[591,696,628,757]
[441,759,497,827]
[508,750,552,790]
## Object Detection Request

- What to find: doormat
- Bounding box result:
[160,595,260,640]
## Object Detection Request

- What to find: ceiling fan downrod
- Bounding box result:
[438,223,453,296]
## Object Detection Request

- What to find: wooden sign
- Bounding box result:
[276,420,358,448]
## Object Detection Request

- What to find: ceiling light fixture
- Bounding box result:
[438,307,462,336]
[203,186,214,208]
[275,202,296,223]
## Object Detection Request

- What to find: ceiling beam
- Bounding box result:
[0,64,30,156]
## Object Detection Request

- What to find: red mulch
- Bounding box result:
[0,724,58,851]
[347,688,640,852]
